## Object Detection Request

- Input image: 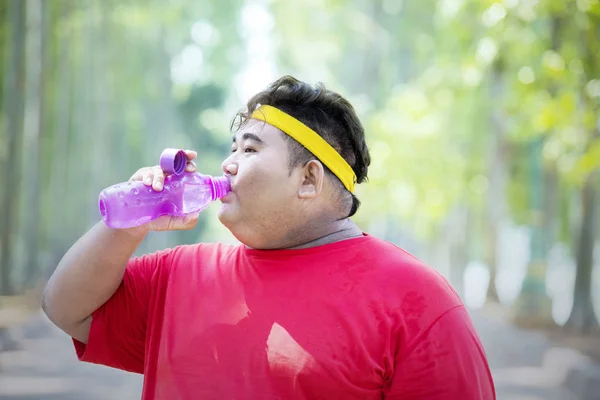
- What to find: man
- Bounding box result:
[42,76,496,399]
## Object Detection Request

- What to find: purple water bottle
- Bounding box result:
[99,148,231,229]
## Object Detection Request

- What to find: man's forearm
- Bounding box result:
[42,221,147,335]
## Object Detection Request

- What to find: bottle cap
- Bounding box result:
[160,148,187,175]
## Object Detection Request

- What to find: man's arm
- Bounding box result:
[41,222,147,344]
[42,149,200,345]
[385,306,496,399]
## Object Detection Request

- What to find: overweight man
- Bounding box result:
[43,75,496,399]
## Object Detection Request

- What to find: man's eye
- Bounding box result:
[230,146,256,153]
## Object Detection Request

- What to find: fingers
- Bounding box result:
[129,167,151,182]
[148,213,200,232]
[169,213,200,231]
[185,149,197,172]
[129,148,196,188]
[185,149,197,160]
[186,159,196,172]
[179,213,200,230]
[151,166,165,191]
[130,166,164,189]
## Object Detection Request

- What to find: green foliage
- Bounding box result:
[269,0,599,247]
[0,0,597,296]
[0,0,247,291]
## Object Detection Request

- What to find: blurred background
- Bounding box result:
[0,0,599,399]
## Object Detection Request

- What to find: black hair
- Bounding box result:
[232,75,370,217]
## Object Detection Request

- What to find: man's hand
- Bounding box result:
[125,149,200,234]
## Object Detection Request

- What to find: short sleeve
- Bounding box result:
[385,306,496,400]
[72,248,172,374]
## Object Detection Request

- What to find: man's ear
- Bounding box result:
[298,160,324,199]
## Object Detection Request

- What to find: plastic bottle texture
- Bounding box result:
[98,148,231,229]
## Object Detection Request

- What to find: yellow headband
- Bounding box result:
[250,105,357,193]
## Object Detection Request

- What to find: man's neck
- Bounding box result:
[285,219,363,250]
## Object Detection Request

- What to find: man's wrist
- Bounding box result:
[121,225,149,240]
[101,221,149,241]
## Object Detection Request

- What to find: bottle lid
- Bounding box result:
[160,148,187,175]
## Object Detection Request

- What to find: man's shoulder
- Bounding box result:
[359,235,429,272]
[358,236,465,336]
[359,235,461,301]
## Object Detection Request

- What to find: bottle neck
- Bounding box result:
[210,176,231,200]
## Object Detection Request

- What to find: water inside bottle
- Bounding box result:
[181,183,213,213]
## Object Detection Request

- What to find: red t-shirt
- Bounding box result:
[73,234,495,399]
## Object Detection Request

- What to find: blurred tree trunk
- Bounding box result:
[37,0,58,278]
[0,0,26,295]
[62,3,83,244]
[540,17,562,255]
[47,3,74,261]
[23,0,48,289]
[514,137,552,321]
[90,0,110,222]
[565,171,599,332]
[485,58,507,303]
[448,205,469,299]
[84,0,100,227]
[360,0,387,107]
[0,0,7,129]
[543,166,559,250]
[564,3,600,334]
[565,12,600,330]
[512,17,563,325]
[66,0,92,231]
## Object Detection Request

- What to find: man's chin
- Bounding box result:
[216,204,236,226]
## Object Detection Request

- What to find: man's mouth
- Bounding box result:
[219,190,234,203]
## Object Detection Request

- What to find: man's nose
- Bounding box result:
[221,157,238,176]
